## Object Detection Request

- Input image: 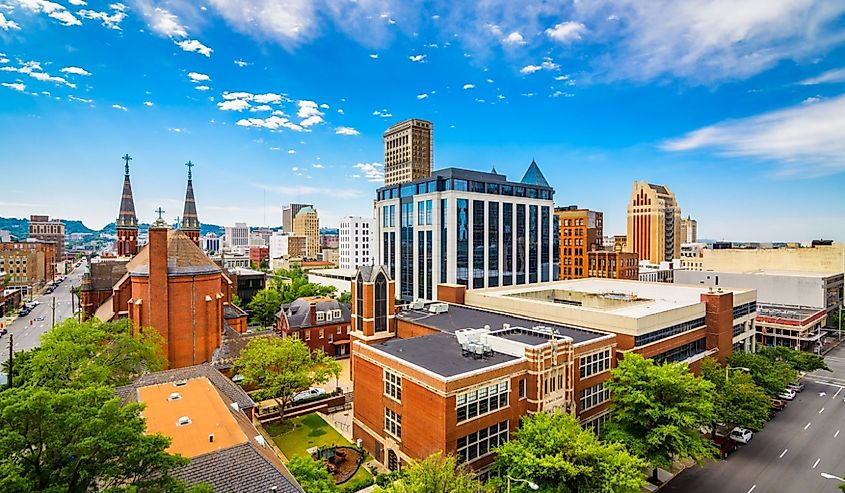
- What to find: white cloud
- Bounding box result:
[541,58,559,70]
[168,127,184,133]
[337,108,344,114]
[187,72,210,82]
[15,0,81,26]
[77,4,126,30]
[551,90,574,97]
[250,104,272,111]
[68,0,86,5]
[463,83,475,89]
[112,104,127,111]
[206,0,318,48]
[234,59,249,67]
[802,96,822,104]
[369,53,379,59]
[2,82,25,91]
[68,95,92,103]
[287,149,296,154]
[253,93,282,104]
[312,163,324,168]
[520,64,542,74]
[416,93,429,99]
[503,31,526,45]
[60,66,91,76]
[372,109,392,118]
[409,54,426,63]
[486,78,494,83]
[799,68,845,86]
[335,126,360,136]
[146,6,187,37]
[218,99,250,111]
[554,75,570,81]
[223,91,254,100]
[297,100,324,127]
[353,162,384,182]
[545,21,586,43]
[195,85,210,91]
[0,12,21,30]
[144,101,153,106]
[319,103,329,109]
[236,116,303,131]
[177,39,213,57]
[662,94,845,176]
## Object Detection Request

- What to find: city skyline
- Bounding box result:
[1,2,844,241]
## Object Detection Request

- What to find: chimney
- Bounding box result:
[149,218,170,367]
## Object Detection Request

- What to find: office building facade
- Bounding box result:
[224,223,249,253]
[383,119,433,186]
[293,206,320,259]
[626,181,681,264]
[282,203,313,233]
[587,251,639,280]
[339,216,374,270]
[681,216,697,243]
[28,215,64,266]
[554,206,603,280]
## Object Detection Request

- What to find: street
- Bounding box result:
[1,260,87,365]
[665,343,845,493]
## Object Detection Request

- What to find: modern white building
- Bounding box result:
[224,222,249,253]
[269,232,305,261]
[376,163,559,301]
[339,216,374,270]
[199,232,221,253]
[307,268,356,294]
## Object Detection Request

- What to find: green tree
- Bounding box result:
[758,346,830,373]
[699,357,770,431]
[604,354,716,483]
[377,453,489,493]
[337,291,352,305]
[231,293,243,308]
[494,411,646,493]
[287,456,338,493]
[272,267,336,304]
[233,337,341,414]
[248,289,282,328]
[727,351,796,396]
[0,385,188,492]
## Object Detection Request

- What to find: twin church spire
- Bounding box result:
[115,155,201,257]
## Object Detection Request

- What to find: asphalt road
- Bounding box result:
[665,343,845,493]
[0,260,87,365]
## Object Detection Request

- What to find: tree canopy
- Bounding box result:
[494,411,646,493]
[248,288,282,328]
[727,351,797,396]
[603,354,716,481]
[246,267,338,326]
[699,357,770,431]
[757,346,830,373]
[287,456,338,493]
[377,453,489,493]
[233,336,341,412]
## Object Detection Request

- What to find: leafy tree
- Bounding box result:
[337,291,352,305]
[231,293,243,308]
[494,411,646,493]
[758,346,830,373]
[377,453,489,493]
[727,351,796,396]
[233,337,341,414]
[0,385,188,492]
[287,456,338,493]
[248,289,282,327]
[272,267,337,304]
[604,354,716,483]
[699,357,770,431]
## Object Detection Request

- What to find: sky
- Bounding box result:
[1,1,844,242]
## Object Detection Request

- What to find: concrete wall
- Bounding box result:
[675,270,834,309]
[700,245,844,273]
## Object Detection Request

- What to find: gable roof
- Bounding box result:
[520,159,550,187]
[356,264,391,283]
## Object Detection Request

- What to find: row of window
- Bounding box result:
[287,325,349,341]
[456,381,509,423]
[580,349,612,379]
[652,338,707,364]
[579,383,610,412]
[456,420,509,464]
[378,178,553,201]
[733,302,758,320]
[634,317,706,347]
[315,309,343,322]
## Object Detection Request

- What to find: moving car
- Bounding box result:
[730,427,753,444]
[292,387,326,403]
[779,389,797,401]
[713,435,737,458]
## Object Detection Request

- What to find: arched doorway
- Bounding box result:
[387,449,398,471]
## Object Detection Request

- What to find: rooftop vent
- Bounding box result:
[176,416,192,426]
[209,433,215,443]
[173,379,188,387]
[428,302,449,314]
[409,299,425,310]
[167,392,182,401]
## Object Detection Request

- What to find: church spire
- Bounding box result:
[180,160,200,246]
[116,154,139,257]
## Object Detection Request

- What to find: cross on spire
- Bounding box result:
[155,207,165,220]
[185,160,194,181]
[122,154,132,176]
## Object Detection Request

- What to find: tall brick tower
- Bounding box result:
[180,160,200,246]
[116,154,139,257]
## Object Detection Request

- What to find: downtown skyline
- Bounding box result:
[1,1,845,241]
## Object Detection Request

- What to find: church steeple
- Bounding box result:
[116,153,139,257]
[180,160,200,246]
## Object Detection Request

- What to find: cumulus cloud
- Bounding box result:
[2,82,25,91]
[195,85,210,91]
[177,39,213,57]
[520,64,542,74]
[296,100,324,127]
[287,149,296,154]
[236,116,303,131]
[369,53,379,59]
[218,99,250,111]
[60,66,91,76]
[234,59,249,67]
[409,54,426,63]
[545,21,586,43]
[206,0,319,48]
[335,126,359,136]
[187,72,210,82]
[145,6,187,37]
[416,93,429,99]
[799,68,845,86]
[112,103,127,111]
[662,94,845,176]
[463,83,475,89]
[254,93,283,103]
[15,0,81,26]
[503,31,526,45]
[372,109,392,118]
[353,162,384,182]
[312,163,324,168]
[144,101,153,106]
[77,3,126,30]
[0,12,21,30]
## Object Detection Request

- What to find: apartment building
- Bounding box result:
[587,251,639,280]
[383,119,433,186]
[554,206,603,280]
[28,215,64,263]
[339,216,374,270]
[626,181,681,264]
[276,296,352,358]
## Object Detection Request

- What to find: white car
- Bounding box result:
[292,387,326,403]
[730,427,753,444]
[779,389,796,401]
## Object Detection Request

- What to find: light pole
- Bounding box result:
[821,472,845,482]
[725,366,751,381]
[506,475,539,493]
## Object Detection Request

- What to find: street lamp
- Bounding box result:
[725,366,750,381]
[821,472,845,482]
[506,475,539,492]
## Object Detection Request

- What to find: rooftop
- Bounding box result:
[126,229,221,277]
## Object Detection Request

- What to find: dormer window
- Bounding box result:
[316,311,325,322]
[332,309,342,320]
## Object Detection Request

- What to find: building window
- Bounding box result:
[457,420,508,464]
[633,317,706,347]
[374,273,388,332]
[304,330,311,341]
[384,408,401,439]
[579,349,611,379]
[456,381,509,423]
[456,199,469,286]
[472,200,485,289]
[384,370,402,401]
[579,383,609,412]
[319,328,324,339]
[653,338,707,364]
[733,323,745,338]
[316,311,325,322]
[518,379,526,399]
[440,199,448,284]
[332,309,342,319]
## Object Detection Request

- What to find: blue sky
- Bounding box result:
[1,1,844,241]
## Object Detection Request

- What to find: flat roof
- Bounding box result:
[374,332,520,378]
[742,269,842,278]
[138,377,248,458]
[397,302,607,344]
[308,268,357,279]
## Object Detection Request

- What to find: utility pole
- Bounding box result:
[8,333,12,388]
[51,296,56,328]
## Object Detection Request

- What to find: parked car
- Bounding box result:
[788,382,805,393]
[713,435,737,458]
[730,427,753,444]
[779,389,797,401]
[18,308,30,317]
[292,387,326,403]
[0,328,7,337]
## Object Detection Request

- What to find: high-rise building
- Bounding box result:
[28,215,64,265]
[681,216,698,243]
[293,206,320,259]
[383,118,433,186]
[180,161,200,246]
[339,216,374,270]
[282,203,313,233]
[554,206,603,280]
[375,161,558,301]
[115,154,139,257]
[626,181,681,264]
[224,223,249,253]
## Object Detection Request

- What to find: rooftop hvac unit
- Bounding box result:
[409,299,425,310]
[428,302,449,314]
[168,392,182,401]
[176,416,191,426]
[455,329,469,345]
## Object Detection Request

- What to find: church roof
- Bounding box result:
[181,178,200,231]
[520,160,550,187]
[126,229,221,277]
[117,172,138,229]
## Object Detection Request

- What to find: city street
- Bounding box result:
[1,260,86,365]
[665,343,845,493]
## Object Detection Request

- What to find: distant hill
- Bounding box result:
[0,217,96,239]
[99,222,224,236]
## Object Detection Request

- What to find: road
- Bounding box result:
[0,259,87,365]
[665,343,845,493]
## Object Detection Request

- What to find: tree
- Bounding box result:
[233,337,340,414]
[248,289,282,327]
[603,354,716,483]
[287,456,338,493]
[699,357,770,431]
[758,346,830,373]
[377,453,489,493]
[0,385,188,492]
[493,411,646,493]
[337,291,352,305]
[727,351,796,396]
[272,267,336,304]
[231,293,243,308]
